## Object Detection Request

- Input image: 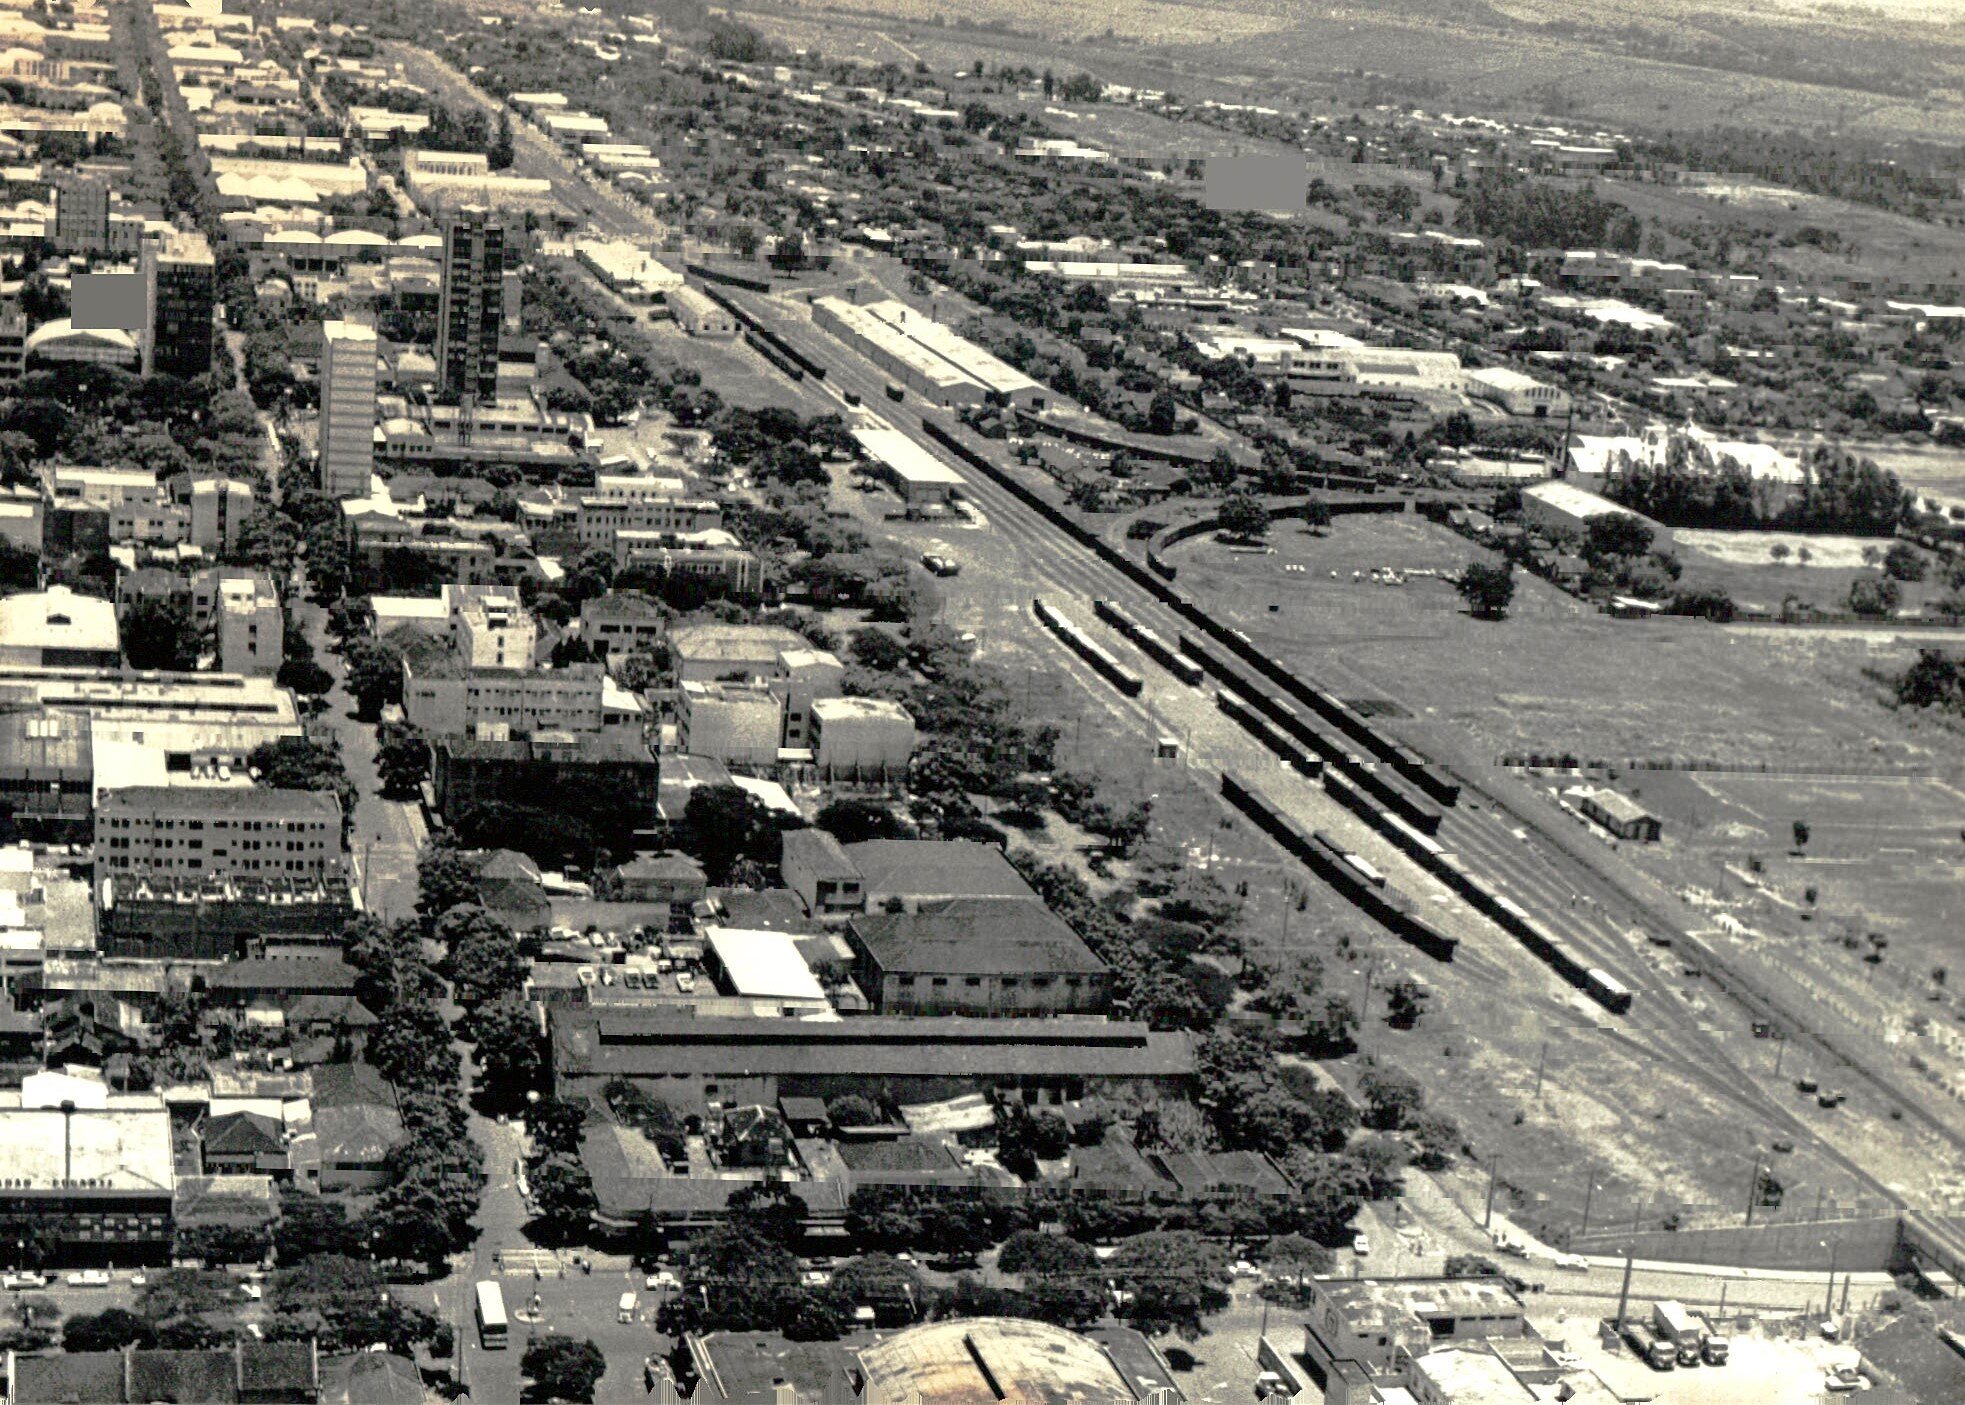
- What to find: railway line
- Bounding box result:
[725,288,1965,1270]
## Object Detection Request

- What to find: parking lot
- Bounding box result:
[1546,1326,1866,1405]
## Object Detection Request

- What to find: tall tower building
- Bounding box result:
[52,175,110,255]
[318,320,378,499]
[140,229,215,379]
[436,207,505,405]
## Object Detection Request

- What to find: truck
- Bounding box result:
[1700,1323,1731,1366]
[1652,1300,1704,1366]
[1622,1320,1676,1371]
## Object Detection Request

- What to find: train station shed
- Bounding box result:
[852,426,964,506]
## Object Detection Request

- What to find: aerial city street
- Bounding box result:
[0,0,1957,1399]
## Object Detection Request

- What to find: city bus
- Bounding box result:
[475,1280,508,1350]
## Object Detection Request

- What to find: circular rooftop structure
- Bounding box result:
[855,1318,1158,1405]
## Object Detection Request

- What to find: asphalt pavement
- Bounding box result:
[302,601,425,926]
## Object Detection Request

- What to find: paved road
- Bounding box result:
[381,42,665,242]
[300,601,425,925]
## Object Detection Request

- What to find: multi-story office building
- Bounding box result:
[140,229,215,378]
[318,319,377,498]
[95,786,346,886]
[435,207,504,404]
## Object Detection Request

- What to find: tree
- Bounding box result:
[121,596,201,671]
[344,637,404,721]
[1792,820,1810,851]
[489,110,515,170]
[997,1230,1097,1279]
[1359,1067,1425,1130]
[1382,979,1429,1030]
[521,1334,606,1403]
[529,1154,596,1239]
[1263,1232,1331,1286]
[368,1001,457,1092]
[995,1104,1070,1178]
[1581,512,1653,565]
[1146,386,1178,436]
[1848,574,1901,618]
[376,725,431,798]
[444,907,526,1008]
[825,1094,882,1128]
[62,1307,155,1352]
[1107,1231,1230,1340]
[815,798,904,844]
[1285,1151,1371,1242]
[1883,541,1927,583]
[273,1185,364,1264]
[416,841,480,929]
[1894,650,1965,712]
[471,1001,544,1107]
[248,737,352,817]
[726,1180,807,1248]
[848,626,909,673]
[1457,560,1516,619]
[684,784,801,885]
[676,1226,802,1331]
[1217,492,1268,541]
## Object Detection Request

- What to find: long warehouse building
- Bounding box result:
[811,296,988,407]
[862,299,1048,409]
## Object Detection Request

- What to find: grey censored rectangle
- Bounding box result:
[73,273,146,331]
[1203,154,1307,212]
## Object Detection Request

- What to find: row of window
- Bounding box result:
[892,974,1086,990]
[102,817,324,832]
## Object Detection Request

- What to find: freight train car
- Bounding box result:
[1218,773,1455,962]
[1093,599,1204,686]
[1032,597,1143,697]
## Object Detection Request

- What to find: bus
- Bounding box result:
[475,1281,508,1350]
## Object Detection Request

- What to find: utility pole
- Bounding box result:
[1615,1250,1635,1329]
[1745,1159,1763,1227]
[1483,1159,1501,1229]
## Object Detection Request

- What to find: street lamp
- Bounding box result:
[1822,1239,1840,1321]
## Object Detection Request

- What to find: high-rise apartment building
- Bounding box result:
[140,229,215,378]
[436,207,504,404]
[53,175,110,254]
[318,320,378,498]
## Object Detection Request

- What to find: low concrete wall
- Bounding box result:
[1570,1215,1901,1272]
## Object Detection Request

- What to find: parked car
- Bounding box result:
[1351,1234,1370,1256]
[66,1270,110,1288]
[645,1269,680,1292]
[1,1272,46,1290]
[1554,1253,1589,1271]
[1824,1365,1862,1392]
[240,1283,263,1300]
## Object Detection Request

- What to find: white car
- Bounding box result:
[1554,1253,1589,1271]
[645,1269,680,1292]
[240,1283,263,1301]
[66,1270,111,1287]
[1,1272,46,1290]
[1351,1234,1370,1256]
[674,972,696,993]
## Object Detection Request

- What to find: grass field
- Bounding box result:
[1161,513,1962,772]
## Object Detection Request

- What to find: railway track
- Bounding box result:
[732,291,1961,1241]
